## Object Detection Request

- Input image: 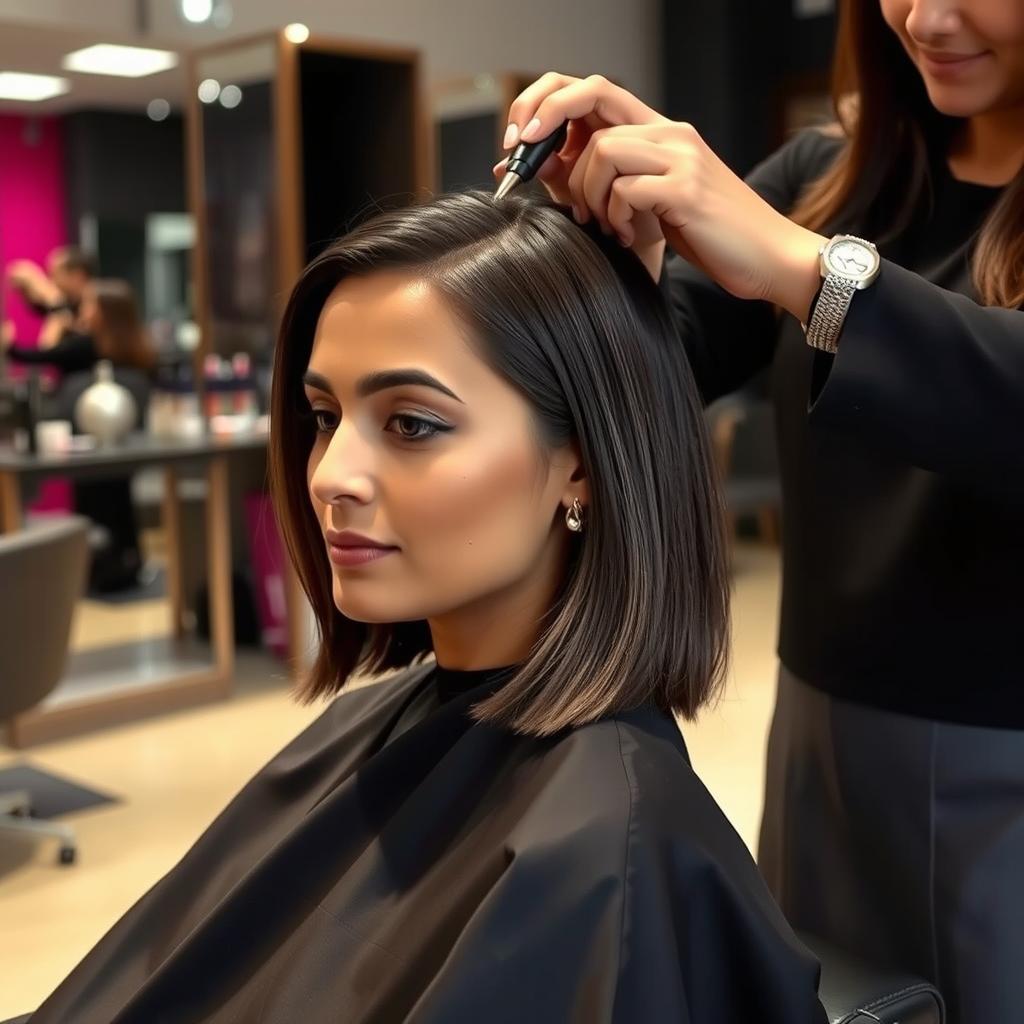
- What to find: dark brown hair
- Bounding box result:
[270,191,729,735]
[50,245,97,279]
[90,279,155,372]
[791,0,1024,308]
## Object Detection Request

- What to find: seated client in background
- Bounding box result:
[27,192,826,1023]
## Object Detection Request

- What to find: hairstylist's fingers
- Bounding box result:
[568,123,646,222]
[606,176,650,243]
[570,132,671,232]
[606,177,668,247]
[505,71,581,148]
[530,117,597,205]
[604,175,703,267]
[532,120,593,202]
[520,74,663,144]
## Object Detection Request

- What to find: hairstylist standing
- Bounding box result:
[497,2,1024,1022]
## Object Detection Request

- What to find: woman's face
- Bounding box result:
[880,0,1024,117]
[304,271,584,630]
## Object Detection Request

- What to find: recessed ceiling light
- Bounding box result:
[197,78,221,103]
[181,0,214,23]
[0,71,70,102]
[62,44,178,78]
[219,84,242,109]
[284,23,310,44]
[147,98,171,121]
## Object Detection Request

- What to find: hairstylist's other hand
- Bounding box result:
[495,73,826,321]
[1,320,15,349]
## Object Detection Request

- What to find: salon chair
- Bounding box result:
[0,516,89,866]
[800,931,945,1023]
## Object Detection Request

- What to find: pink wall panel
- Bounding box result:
[0,115,72,512]
[0,114,68,345]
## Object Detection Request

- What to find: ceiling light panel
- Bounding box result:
[62,44,179,78]
[0,72,70,101]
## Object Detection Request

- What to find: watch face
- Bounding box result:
[825,238,879,282]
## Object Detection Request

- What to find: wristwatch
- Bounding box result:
[804,234,881,354]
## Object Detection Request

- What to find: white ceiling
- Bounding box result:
[0,20,186,114]
[0,0,662,117]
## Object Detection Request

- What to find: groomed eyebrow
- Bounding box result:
[302,368,463,404]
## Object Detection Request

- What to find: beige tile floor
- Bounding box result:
[0,541,782,1019]
[67,594,172,653]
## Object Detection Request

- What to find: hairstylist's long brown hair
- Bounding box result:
[790,0,1024,308]
[91,280,155,371]
[270,191,730,736]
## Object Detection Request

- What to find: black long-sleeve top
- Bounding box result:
[665,128,1024,728]
[5,330,97,375]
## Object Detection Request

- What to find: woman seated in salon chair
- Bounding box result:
[23,191,832,1023]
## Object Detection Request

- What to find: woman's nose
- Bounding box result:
[309,424,376,507]
[905,0,964,42]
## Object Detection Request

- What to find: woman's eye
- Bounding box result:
[313,409,339,433]
[386,413,449,441]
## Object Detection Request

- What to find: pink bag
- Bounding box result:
[244,492,289,659]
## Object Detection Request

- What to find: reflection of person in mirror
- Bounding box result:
[5,245,96,351]
[3,279,154,375]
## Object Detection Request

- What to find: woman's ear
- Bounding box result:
[562,439,590,509]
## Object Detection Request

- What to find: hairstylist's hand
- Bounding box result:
[495,73,826,322]
[493,73,668,279]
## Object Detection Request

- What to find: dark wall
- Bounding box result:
[299,49,418,261]
[438,112,499,193]
[62,109,187,309]
[661,0,836,176]
[200,80,277,359]
[63,109,186,228]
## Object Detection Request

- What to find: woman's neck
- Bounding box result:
[948,106,1024,185]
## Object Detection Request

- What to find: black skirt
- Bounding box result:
[759,667,1024,1024]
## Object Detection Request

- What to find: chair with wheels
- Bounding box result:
[0,515,90,866]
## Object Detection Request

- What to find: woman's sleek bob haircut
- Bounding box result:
[270,191,729,736]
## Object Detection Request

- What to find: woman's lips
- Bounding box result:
[918,49,990,79]
[323,530,398,567]
[326,543,398,567]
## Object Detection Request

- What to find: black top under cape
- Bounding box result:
[30,664,825,1023]
[664,128,1024,727]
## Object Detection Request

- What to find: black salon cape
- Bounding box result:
[30,665,826,1023]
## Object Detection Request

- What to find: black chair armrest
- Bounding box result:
[798,931,945,1024]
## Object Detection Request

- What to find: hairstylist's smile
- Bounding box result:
[325,529,399,568]
[917,47,992,79]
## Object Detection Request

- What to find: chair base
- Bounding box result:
[0,788,77,865]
